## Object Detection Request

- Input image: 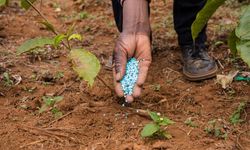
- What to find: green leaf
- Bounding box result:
[54,34,67,47]
[159,117,175,126]
[68,34,82,41]
[235,5,250,40]
[162,132,172,139]
[39,105,48,113]
[191,0,226,40]
[141,123,160,138]
[42,96,63,107]
[229,102,246,125]
[148,111,160,122]
[40,21,56,33]
[69,49,101,86]
[0,0,6,6]
[228,29,239,56]
[17,37,54,55]
[66,23,76,37]
[236,40,250,67]
[21,0,37,10]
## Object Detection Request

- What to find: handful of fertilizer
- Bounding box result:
[120,58,139,96]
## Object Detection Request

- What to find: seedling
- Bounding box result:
[229,102,246,125]
[141,111,174,139]
[39,96,63,114]
[205,119,228,140]
[184,117,198,128]
[2,72,13,86]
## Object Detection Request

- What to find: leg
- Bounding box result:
[173,0,207,47]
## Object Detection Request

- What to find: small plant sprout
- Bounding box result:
[141,111,174,139]
[2,72,14,87]
[184,117,198,128]
[229,102,246,125]
[205,119,228,140]
[39,96,63,116]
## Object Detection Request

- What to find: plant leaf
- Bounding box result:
[191,0,226,40]
[17,37,54,55]
[40,21,56,33]
[148,111,160,122]
[159,117,175,126]
[39,104,48,113]
[163,132,172,139]
[141,123,160,138]
[69,49,101,86]
[0,0,6,6]
[21,0,37,10]
[228,29,239,57]
[235,5,250,40]
[54,34,67,47]
[68,34,82,41]
[236,40,250,67]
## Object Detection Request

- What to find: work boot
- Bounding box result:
[182,45,218,81]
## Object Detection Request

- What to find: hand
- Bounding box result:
[113,33,151,103]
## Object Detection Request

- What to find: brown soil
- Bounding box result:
[0,0,249,149]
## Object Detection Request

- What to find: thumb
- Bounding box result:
[113,48,127,81]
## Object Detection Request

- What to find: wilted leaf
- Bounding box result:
[69,49,101,86]
[21,0,37,10]
[68,34,82,41]
[228,29,239,56]
[54,34,66,47]
[216,70,239,89]
[17,37,54,55]
[236,40,250,67]
[141,123,160,137]
[0,0,6,6]
[235,5,250,40]
[191,0,226,40]
[40,21,56,33]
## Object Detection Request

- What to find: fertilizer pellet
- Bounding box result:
[120,58,139,96]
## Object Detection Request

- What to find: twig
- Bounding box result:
[47,111,73,126]
[20,139,45,148]
[97,75,113,93]
[217,59,224,69]
[127,107,150,119]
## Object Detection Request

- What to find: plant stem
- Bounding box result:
[96,76,113,93]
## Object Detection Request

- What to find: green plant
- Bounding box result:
[229,102,246,125]
[192,1,250,67]
[39,96,63,116]
[141,111,174,139]
[13,0,104,87]
[205,119,228,140]
[2,72,13,86]
[184,117,198,128]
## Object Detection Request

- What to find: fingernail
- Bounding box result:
[116,72,121,81]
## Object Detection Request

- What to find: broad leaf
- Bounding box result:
[191,0,226,40]
[228,29,239,56]
[21,0,37,10]
[141,123,160,137]
[17,37,54,55]
[236,5,250,40]
[236,40,250,67]
[0,0,6,6]
[69,49,101,86]
[54,34,66,47]
[68,34,82,41]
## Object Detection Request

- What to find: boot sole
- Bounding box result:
[183,65,218,81]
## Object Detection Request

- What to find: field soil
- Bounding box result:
[0,0,249,149]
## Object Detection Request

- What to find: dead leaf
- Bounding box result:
[216,71,239,89]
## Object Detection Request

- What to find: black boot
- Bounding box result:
[182,45,218,81]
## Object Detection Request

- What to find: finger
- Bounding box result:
[136,60,151,86]
[113,48,127,81]
[132,84,142,98]
[125,95,134,103]
[113,69,124,97]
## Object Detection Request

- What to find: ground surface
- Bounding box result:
[0,0,249,149]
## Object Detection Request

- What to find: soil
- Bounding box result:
[0,0,249,150]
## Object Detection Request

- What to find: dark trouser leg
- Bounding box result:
[173,0,207,47]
